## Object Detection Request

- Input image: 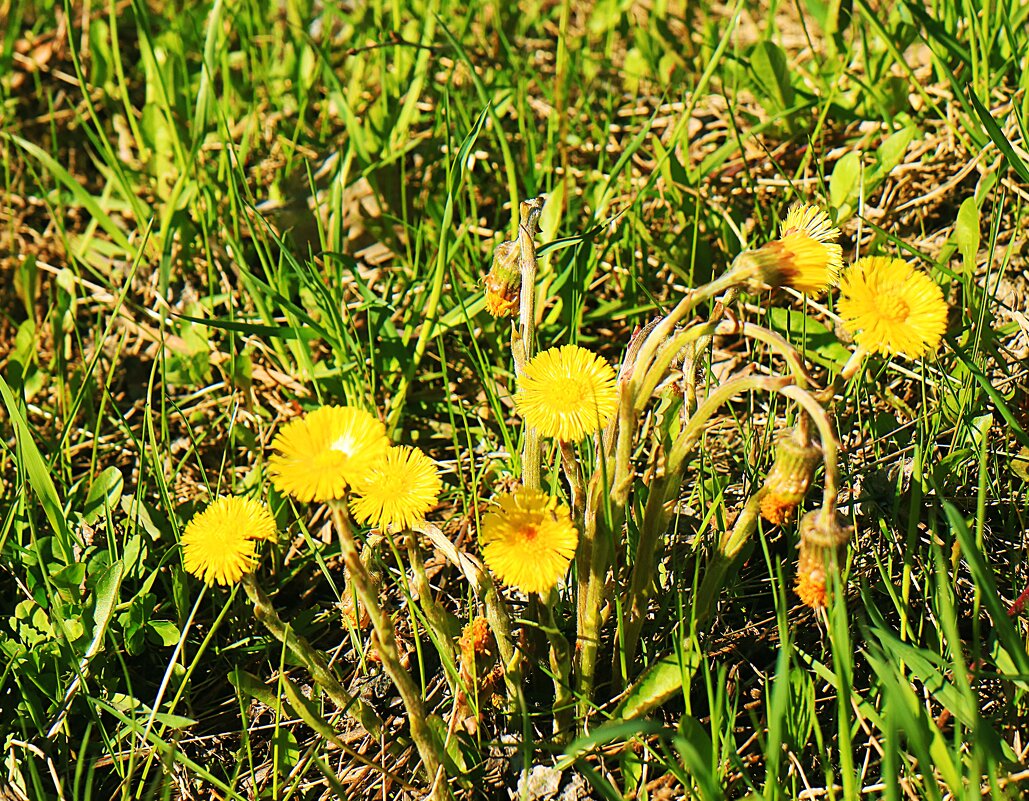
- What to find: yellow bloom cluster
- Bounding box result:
[267,405,441,530]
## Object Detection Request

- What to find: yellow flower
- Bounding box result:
[479,488,579,595]
[269,406,389,502]
[350,446,443,530]
[837,256,948,358]
[181,496,277,586]
[514,345,618,441]
[743,203,843,294]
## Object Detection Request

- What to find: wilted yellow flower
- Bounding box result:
[269,406,389,502]
[514,345,618,441]
[484,240,521,318]
[742,203,843,294]
[350,446,442,530]
[837,256,948,358]
[479,488,579,595]
[181,496,277,586]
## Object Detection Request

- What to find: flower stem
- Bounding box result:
[241,573,385,739]
[329,504,450,796]
[541,589,574,740]
[406,536,460,668]
[514,196,546,490]
[559,440,585,521]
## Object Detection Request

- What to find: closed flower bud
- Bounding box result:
[484,240,521,317]
[795,509,852,609]
[759,428,822,524]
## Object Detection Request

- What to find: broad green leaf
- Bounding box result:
[954,196,980,275]
[83,466,124,525]
[614,648,701,720]
[147,620,181,647]
[830,151,863,217]
[749,41,795,112]
[874,126,916,178]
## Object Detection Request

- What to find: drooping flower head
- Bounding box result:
[269,406,389,502]
[479,488,579,596]
[759,428,823,525]
[837,256,948,358]
[181,496,277,586]
[350,446,443,530]
[514,345,618,441]
[742,203,843,294]
[795,509,852,610]
[484,240,521,318]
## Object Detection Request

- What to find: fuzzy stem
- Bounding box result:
[406,537,460,669]
[559,440,586,521]
[631,269,746,393]
[413,521,528,723]
[541,589,575,740]
[682,285,741,414]
[329,504,450,795]
[514,197,545,490]
[714,319,815,389]
[241,573,385,739]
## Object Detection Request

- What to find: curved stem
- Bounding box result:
[714,319,815,389]
[667,375,794,475]
[631,268,746,394]
[632,321,717,410]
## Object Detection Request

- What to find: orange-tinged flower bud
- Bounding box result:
[795,509,852,609]
[737,203,843,295]
[484,240,521,317]
[759,428,822,524]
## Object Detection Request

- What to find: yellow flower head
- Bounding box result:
[269,406,389,502]
[479,488,579,595]
[181,496,277,586]
[349,446,443,530]
[514,345,618,441]
[837,256,948,358]
[745,203,843,294]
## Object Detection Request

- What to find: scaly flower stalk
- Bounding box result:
[241,573,385,739]
[513,196,547,490]
[328,503,450,797]
[541,589,575,740]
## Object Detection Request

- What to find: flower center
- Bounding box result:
[521,525,539,542]
[874,293,910,323]
[330,434,356,457]
[548,377,591,410]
